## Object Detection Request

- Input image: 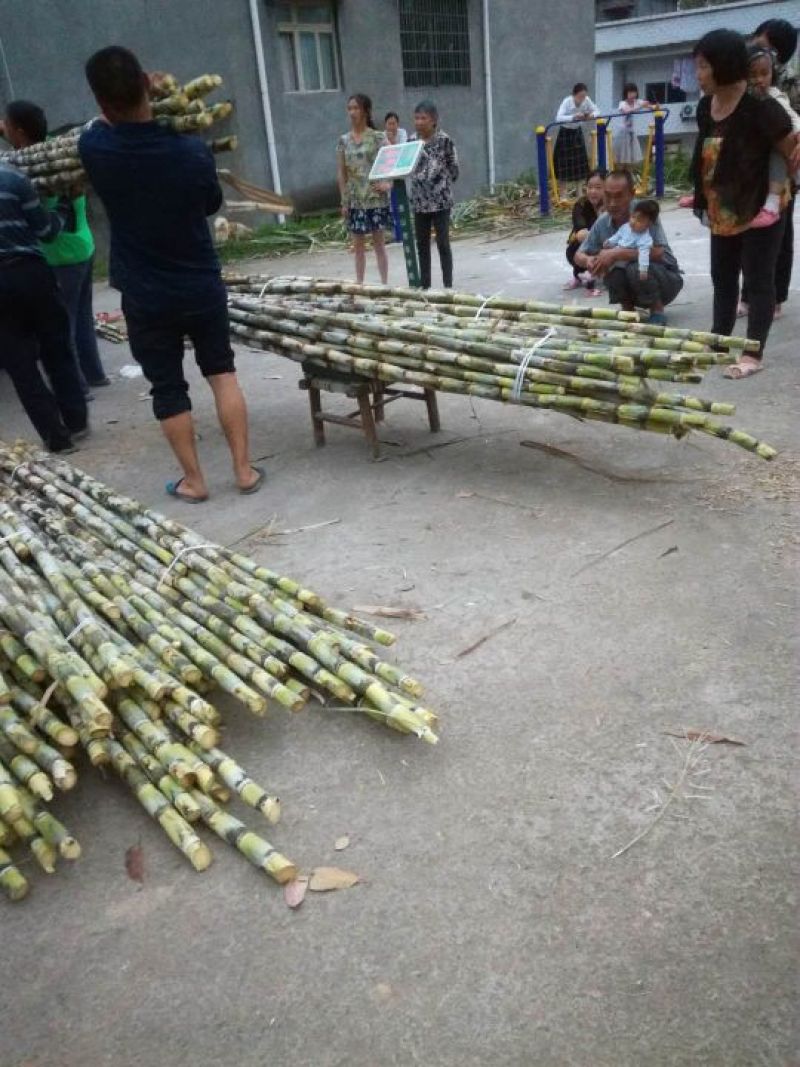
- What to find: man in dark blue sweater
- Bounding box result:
[0,157,88,452]
[79,46,262,502]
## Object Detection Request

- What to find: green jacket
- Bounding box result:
[43,193,94,266]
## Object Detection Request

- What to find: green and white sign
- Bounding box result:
[369,139,424,181]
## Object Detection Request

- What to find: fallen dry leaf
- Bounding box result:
[663,729,746,746]
[125,843,144,884]
[309,866,360,892]
[284,876,309,909]
[334,835,350,851]
[352,605,426,620]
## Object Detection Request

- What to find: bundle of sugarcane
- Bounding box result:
[0,441,437,900]
[223,275,776,460]
[0,72,236,193]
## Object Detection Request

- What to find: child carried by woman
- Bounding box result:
[746,43,800,228]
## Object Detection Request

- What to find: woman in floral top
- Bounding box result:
[689,30,798,378]
[337,94,391,284]
[410,100,459,289]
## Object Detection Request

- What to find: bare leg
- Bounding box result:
[160,411,208,499]
[353,235,366,284]
[372,230,389,284]
[207,371,260,490]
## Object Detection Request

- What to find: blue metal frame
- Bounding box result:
[535,107,670,217]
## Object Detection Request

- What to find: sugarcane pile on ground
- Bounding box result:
[0,73,235,193]
[224,275,776,460]
[0,441,437,901]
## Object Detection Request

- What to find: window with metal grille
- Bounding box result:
[277,2,340,93]
[399,0,471,88]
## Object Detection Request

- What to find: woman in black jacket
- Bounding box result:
[689,29,798,378]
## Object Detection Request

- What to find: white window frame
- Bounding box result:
[278,2,341,94]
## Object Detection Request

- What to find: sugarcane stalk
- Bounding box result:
[0,845,29,900]
[102,739,212,871]
[190,789,295,884]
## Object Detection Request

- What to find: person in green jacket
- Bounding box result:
[3,100,110,391]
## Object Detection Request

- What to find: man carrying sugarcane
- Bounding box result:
[79,45,263,503]
[574,169,683,325]
[0,130,88,453]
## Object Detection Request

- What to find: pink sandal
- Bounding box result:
[750,208,779,229]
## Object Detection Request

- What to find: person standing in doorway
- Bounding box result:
[3,100,110,394]
[80,45,263,501]
[337,94,390,285]
[410,100,459,289]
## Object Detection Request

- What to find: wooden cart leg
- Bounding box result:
[373,383,386,423]
[308,384,325,447]
[424,388,441,433]
[357,387,381,459]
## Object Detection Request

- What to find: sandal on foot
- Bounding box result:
[723,359,763,380]
[166,477,208,503]
[239,465,265,495]
[649,312,667,326]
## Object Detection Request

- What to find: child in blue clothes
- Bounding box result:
[603,199,665,321]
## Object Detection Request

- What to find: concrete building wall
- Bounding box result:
[257,0,490,208]
[595,0,799,148]
[0,0,593,214]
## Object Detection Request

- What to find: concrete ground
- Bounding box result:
[2,204,798,1066]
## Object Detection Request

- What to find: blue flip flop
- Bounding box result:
[239,465,266,495]
[166,477,208,504]
[649,312,667,326]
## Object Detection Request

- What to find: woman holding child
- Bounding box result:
[689,29,799,378]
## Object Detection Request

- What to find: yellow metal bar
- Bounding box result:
[546,135,563,207]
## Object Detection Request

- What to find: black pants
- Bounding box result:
[414,209,452,289]
[741,193,795,306]
[123,299,236,420]
[0,255,87,450]
[710,213,786,360]
[605,261,683,309]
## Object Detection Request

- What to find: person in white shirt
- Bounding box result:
[553,82,598,183]
[383,111,408,146]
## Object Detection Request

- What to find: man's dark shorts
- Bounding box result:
[123,299,236,420]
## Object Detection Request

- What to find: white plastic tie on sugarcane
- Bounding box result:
[474,290,504,320]
[65,617,92,644]
[157,543,216,591]
[9,462,29,483]
[511,327,557,401]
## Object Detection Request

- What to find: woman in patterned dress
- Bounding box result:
[336,93,391,284]
[410,100,459,289]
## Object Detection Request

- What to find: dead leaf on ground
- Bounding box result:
[352,605,426,620]
[125,842,144,884]
[334,835,350,851]
[309,866,360,892]
[663,729,746,746]
[284,876,309,909]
